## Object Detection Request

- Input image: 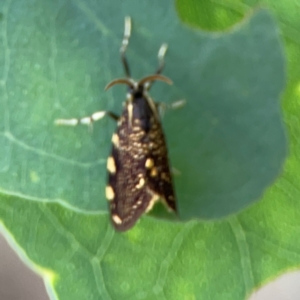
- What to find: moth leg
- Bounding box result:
[145,43,168,91]
[171,167,181,176]
[55,111,119,129]
[120,16,132,78]
[156,99,186,116]
[156,43,168,75]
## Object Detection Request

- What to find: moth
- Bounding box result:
[56,17,178,231]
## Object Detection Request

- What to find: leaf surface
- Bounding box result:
[0,0,292,300]
[0,0,286,219]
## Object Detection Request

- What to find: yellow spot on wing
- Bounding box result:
[111,133,119,147]
[150,167,158,177]
[105,186,115,200]
[136,177,145,189]
[127,102,133,126]
[145,158,154,168]
[107,157,116,174]
[112,214,122,224]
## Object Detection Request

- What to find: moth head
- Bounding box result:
[105,74,173,96]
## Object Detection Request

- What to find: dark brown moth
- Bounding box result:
[55,17,177,231]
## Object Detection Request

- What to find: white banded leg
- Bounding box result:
[157,99,186,117]
[55,111,119,130]
[156,99,186,110]
[145,43,168,91]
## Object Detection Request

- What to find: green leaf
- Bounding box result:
[0,0,286,222]
[0,0,292,300]
[1,189,299,300]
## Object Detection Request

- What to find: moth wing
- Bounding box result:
[107,147,156,231]
[146,159,176,212]
[106,98,177,231]
[145,125,177,212]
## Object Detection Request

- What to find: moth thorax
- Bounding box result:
[128,84,145,98]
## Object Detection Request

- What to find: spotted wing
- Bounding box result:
[107,136,158,231]
[142,116,177,212]
[106,97,176,231]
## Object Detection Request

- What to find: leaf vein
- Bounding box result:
[38,203,92,258]
[246,231,300,262]
[90,225,114,300]
[0,131,105,167]
[228,216,255,295]
[72,0,111,35]
[96,224,115,260]
[91,257,112,300]
[153,221,197,298]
